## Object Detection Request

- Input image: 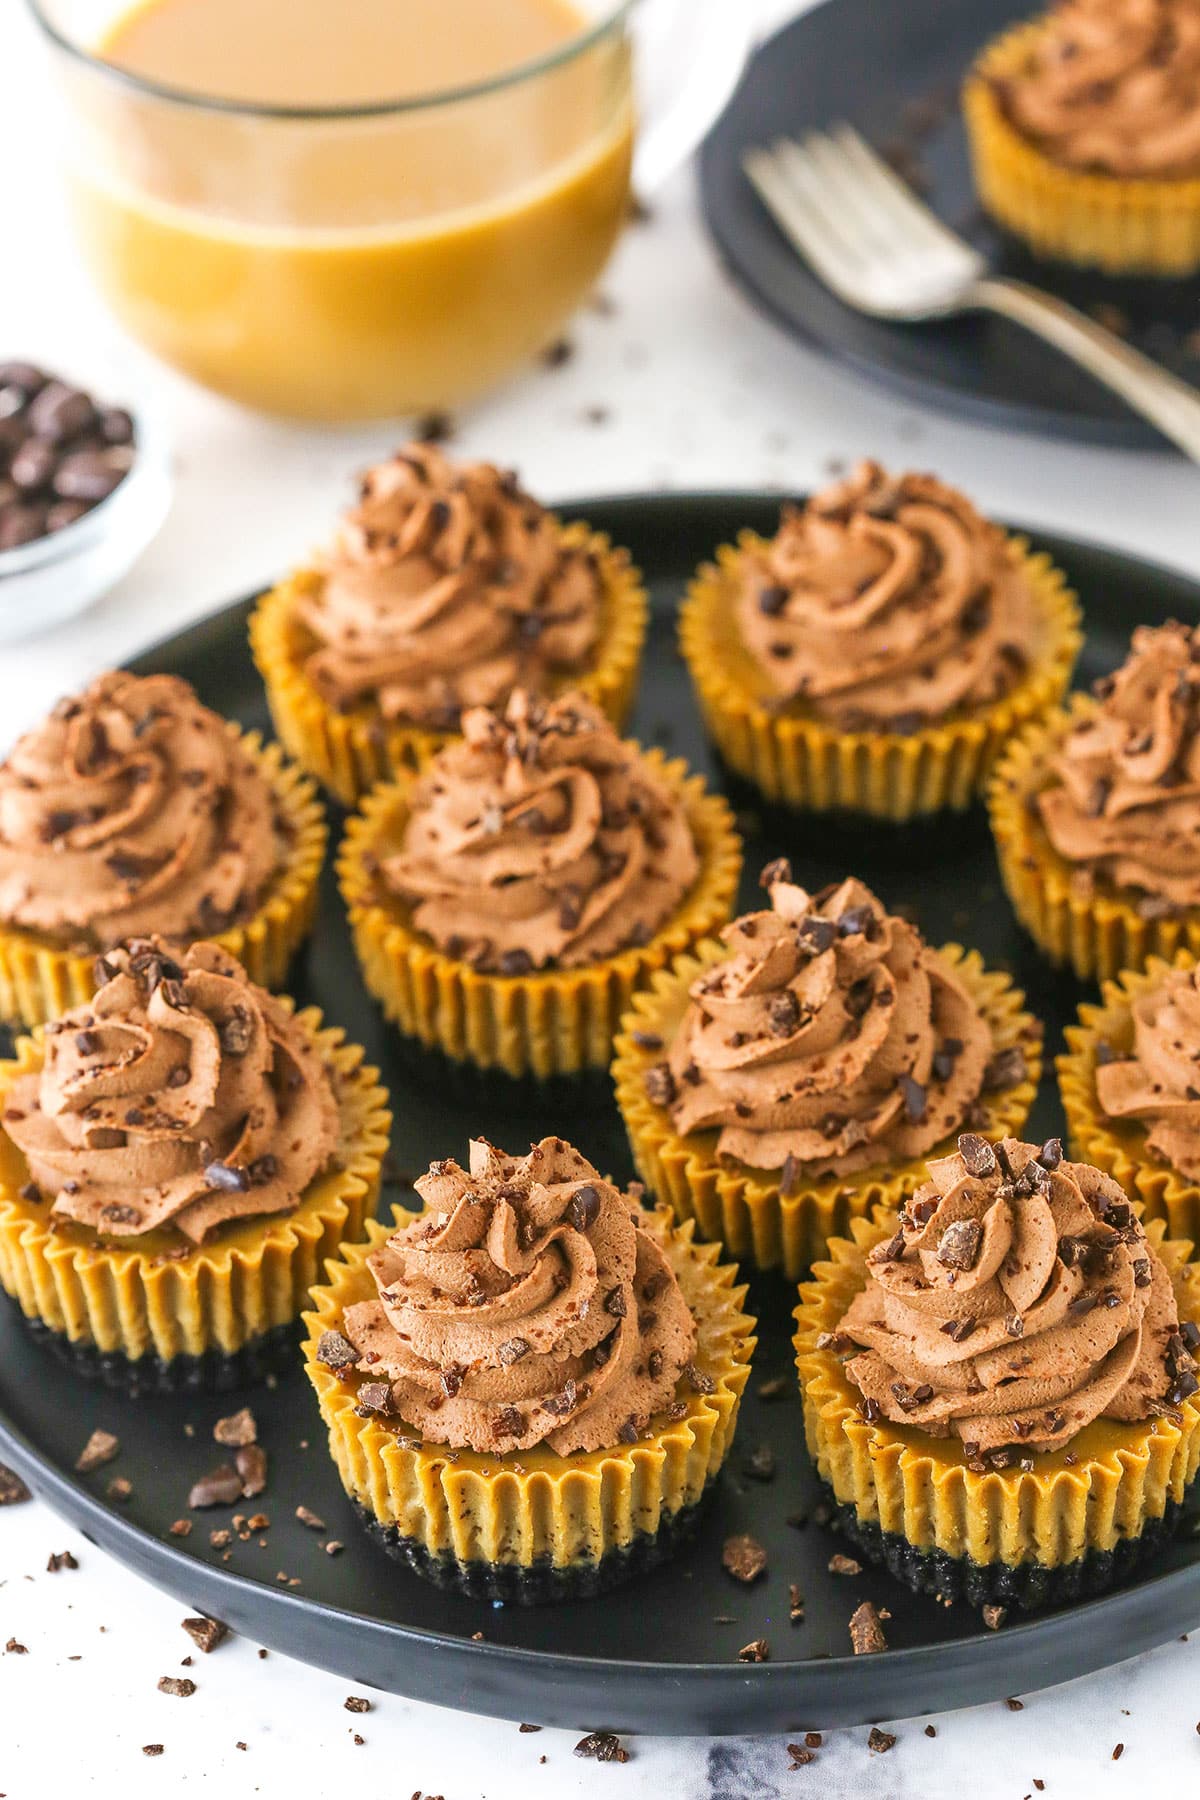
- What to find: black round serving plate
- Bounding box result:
[3,492,1200,1737]
[700,0,1200,450]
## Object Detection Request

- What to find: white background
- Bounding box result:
[1,0,1199,1794]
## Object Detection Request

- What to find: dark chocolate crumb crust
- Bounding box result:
[819,1482,1191,1611]
[17,1309,297,1396]
[352,1493,709,1605]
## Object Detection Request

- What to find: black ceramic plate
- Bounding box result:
[700,0,1200,450]
[3,493,1200,1737]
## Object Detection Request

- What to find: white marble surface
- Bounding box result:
[2,0,1200,1794]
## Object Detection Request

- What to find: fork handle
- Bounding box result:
[969,277,1200,461]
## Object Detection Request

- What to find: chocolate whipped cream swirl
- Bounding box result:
[835,1135,1197,1457]
[0,671,286,946]
[293,444,604,727]
[330,1137,698,1457]
[1038,622,1200,909]
[736,461,1038,729]
[379,691,699,973]
[3,940,339,1243]
[1096,961,1200,1180]
[658,867,1003,1177]
[997,0,1200,178]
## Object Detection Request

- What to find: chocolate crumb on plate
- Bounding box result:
[867,1727,897,1753]
[789,1582,805,1623]
[295,1505,326,1530]
[849,1600,888,1654]
[75,1429,119,1473]
[755,1374,789,1402]
[106,1476,132,1502]
[787,1744,815,1768]
[982,1603,1008,1630]
[213,1408,257,1448]
[1005,1696,1025,1711]
[925,1724,937,1737]
[235,1443,268,1497]
[828,1552,861,1576]
[5,1638,29,1653]
[518,1723,542,1732]
[742,1442,777,1482]
[0,1464,31,1505]
[738,1638,770,1663]
[142,1745,164,1757]
[181,1617,228,1654]
[188,1465,244,1508]
[722,1533,767,1583]
[344,1696,371,1714]
[46,1550,78,1572]
[157,1676,196,1698]
[574,1731,630,1763]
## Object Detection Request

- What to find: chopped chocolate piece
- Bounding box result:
[1037,1137,1063,1171]
[867,1727,896,1753]
[742,1443,776,1482]
[872,1230,906,1264]
[684,1361,715,1394]
[142,1745,164,1757]
[574,1732,630,1763]
[828,1552,861,1576]
[0,1464,31,1505]
[213,1408,257,1448]
[1005,1696,1024,1711]
[983,1047,1027,1090]
[898,1073,927,1123]
[738,1638,769,1663]
[849,1600,888,1654]
[957,1132,997,1177]
[759,855,793,889]
[796,915,837,955]
[768,990,801,1036]
[567,1183,601,1231]
[643,1061,676,1107]
[1004,1313,1025,1338]
[837,904,875,938]
[498,1336,530,1364]
[757,585,789,618]
[316,1330,358,1371]
[187,1465,243,1508]
[235,1444,267,1498]
[787,1745,815,1768]
[75,1429,119,1473]
[722,1533,767,1583]
[182,1617,228,1654]
[354,1383,393,1418]
[344,1696,371,1714]
[203,1159,250,1193]
[157,1676,196,1698]
[936,1218,982,1271]
[630,1030,663,1051]
[46,1550,78,1571]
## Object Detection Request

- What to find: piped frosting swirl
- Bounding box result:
[836,1134,1196,1457]
[2,940,340,1243]
[1096,961,1200,1180]
[657,868,1001,1177]
[735,461,1038,729]
[0,672,286,946]
[997,0,1200,178]
[293,444,604,727]
[332,1137,698,1456]
[1038,621,1200,908]
[378,690,700,973]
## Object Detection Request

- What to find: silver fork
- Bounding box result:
[744,125,1200,461]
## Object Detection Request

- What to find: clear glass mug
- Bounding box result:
[28,0,750,421]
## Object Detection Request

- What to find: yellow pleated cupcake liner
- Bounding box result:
[0,731,327,1030]
[250,523,649,807]
[612,938,1042,1279]
[302,1203,755,1576]
[794,1211,1200,1573]
[988,695,1200,983]
[964,21,1200,276]
[1059,950,1200,1244]
[678,532,1080,819]
[0,1014,390,1366]
[337,749,742,1080]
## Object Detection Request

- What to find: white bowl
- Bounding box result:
[0,361,171,644]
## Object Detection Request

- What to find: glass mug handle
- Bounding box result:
[630,0,757,193]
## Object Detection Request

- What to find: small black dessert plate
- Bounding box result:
[700,0,1200,450]
[2,494,1200,1735]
